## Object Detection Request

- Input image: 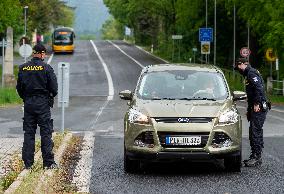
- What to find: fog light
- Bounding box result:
[134,131,154,148]
[212,132,232,148]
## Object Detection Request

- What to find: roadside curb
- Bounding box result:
[3,149,42,194]
[3,132,72,194]
[34,132,73,193]
[72,131,95,193]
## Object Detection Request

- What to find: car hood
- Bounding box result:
[133,99,232,118]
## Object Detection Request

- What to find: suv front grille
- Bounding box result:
[158,132,210,148]
[153,117,213,123]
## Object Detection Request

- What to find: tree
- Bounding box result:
[0,0,22,37]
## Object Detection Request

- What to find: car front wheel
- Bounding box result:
[224,151,242,172]
[124,147,140,173]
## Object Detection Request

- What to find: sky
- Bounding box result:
[65,0,110,37]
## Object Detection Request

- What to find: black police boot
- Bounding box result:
[243,152,255,163]
[244,154,262,167]
[43,162,59,170]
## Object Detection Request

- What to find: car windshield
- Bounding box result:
[137,70,229,100]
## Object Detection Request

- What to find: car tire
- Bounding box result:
[224,151,242,172]
[124,147,140,173]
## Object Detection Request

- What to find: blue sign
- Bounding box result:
[199,28,213,42]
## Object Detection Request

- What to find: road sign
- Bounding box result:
[201,41,210,54]
[125,27,131,36]
[265,48,276,62]
[192,47,197,52]
[199,28,213,42]
[172,35,183,40]
[19,44,32,58]
[0,41,7,47]
[240,47,251,58]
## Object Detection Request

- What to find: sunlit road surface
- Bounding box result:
[0,40,283,193]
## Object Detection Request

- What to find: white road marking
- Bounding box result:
[90,40,114,100]
[73,40,115,193]
[107,40,144,68]
[47,53,54,64]
[133,43,169,63]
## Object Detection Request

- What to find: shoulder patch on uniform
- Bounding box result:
[253,77,258,82]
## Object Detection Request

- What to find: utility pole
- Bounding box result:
[233,3,236,77]
[205,0,208,64]
[214,0,216,66]
[1,38,5,87]
[24,6,28,63]
[247,22,250,62]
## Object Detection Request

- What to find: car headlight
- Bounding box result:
[128,109,150,124]
[218,108,238,125]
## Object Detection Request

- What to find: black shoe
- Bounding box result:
[243,153,255,163]
[43,163,59,170]
[244,155,262,167]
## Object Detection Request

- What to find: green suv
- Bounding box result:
[119,64,246,173]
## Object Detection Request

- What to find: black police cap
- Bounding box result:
[234,57,248,70]
[33,44,46,54]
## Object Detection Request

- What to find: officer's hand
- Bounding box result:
[254,104,260,112]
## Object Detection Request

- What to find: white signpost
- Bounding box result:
[58,62,70,133]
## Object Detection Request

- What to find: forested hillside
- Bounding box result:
[103,0,284,79]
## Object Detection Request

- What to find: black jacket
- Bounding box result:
[16,58,58,100]
[243,66,266,108]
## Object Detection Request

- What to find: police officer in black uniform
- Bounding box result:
[16,44,58,169]
[234,57,269,167]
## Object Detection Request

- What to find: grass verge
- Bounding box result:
[0,133,66,193]
[7,133,83,194]
[0,88,22,106]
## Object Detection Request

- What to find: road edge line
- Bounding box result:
[107,40,144,68]
[90,40,114,100]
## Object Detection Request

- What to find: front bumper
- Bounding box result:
[126,150,241,162]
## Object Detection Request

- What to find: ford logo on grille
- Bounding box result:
[177,118,190,123]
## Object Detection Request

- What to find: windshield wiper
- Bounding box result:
[151,97,176,100]
[178,97,216,101]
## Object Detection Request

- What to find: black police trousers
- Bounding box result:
[22,96,54,167]
[249,110,267,156]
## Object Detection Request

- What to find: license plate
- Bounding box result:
[165,136,201,145]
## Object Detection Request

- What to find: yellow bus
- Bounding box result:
[52,27,75,53]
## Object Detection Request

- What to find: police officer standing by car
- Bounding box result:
[234,57,270,167]
[16,43,58,169]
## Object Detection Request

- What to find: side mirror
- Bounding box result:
[119,90,132,100]
[233,91,247,101]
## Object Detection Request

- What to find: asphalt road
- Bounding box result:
[0,40,283,193]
